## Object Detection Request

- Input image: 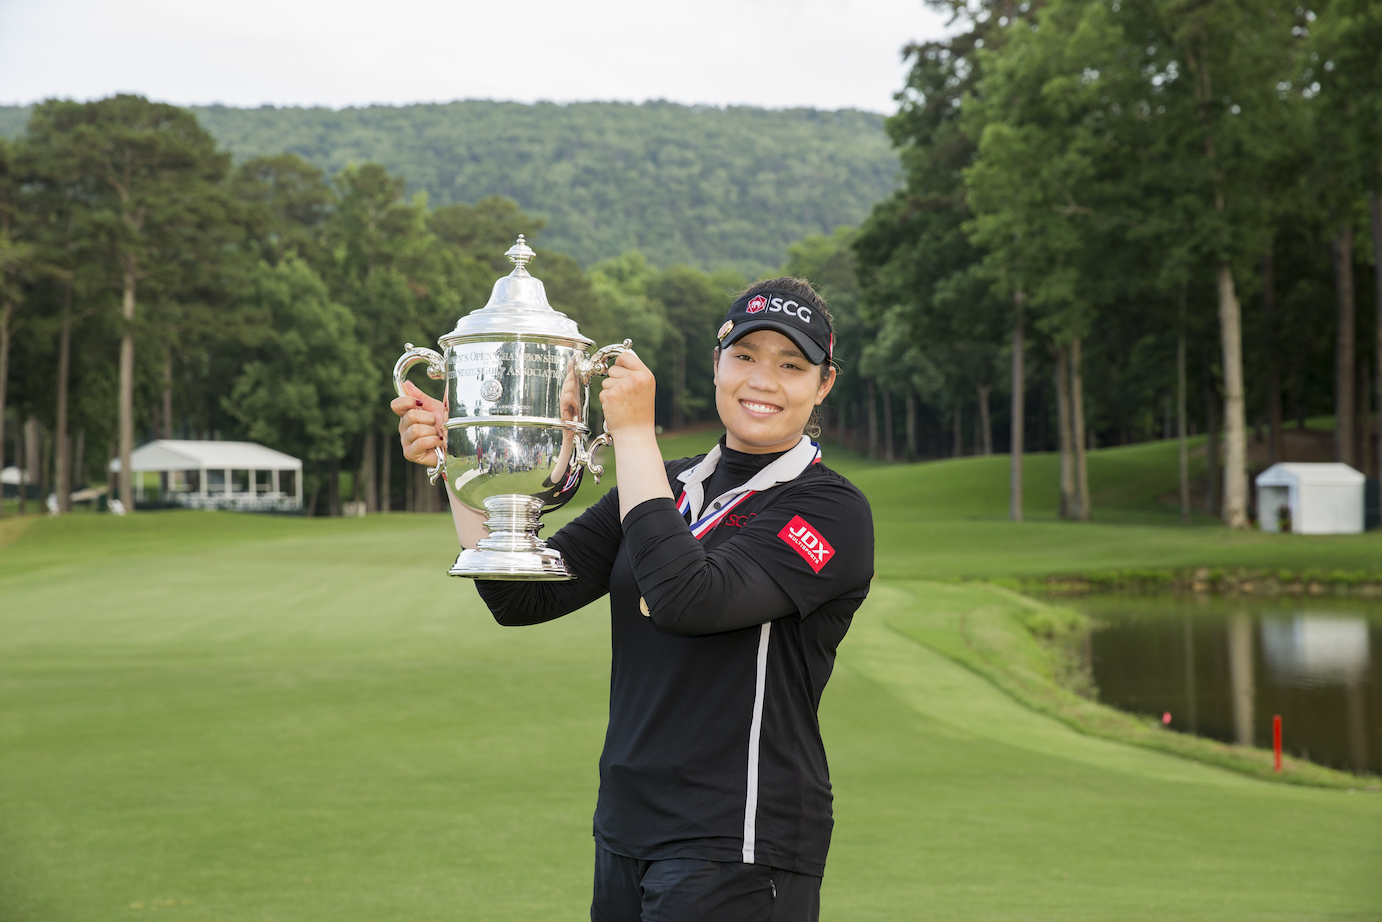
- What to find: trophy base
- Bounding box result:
[448,546,575,581]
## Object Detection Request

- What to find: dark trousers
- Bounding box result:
[592,845,821,922]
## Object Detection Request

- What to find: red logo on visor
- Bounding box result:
[746,295,768,314]
[778,515,834,572]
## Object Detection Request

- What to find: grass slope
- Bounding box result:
[2,439,1380,918]
[2,505,1380,919]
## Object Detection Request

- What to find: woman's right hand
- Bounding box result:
[390,380,446,466]
[391,380,488,548]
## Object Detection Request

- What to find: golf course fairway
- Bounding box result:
[1,439,1379,919]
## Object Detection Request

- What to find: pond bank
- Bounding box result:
[1026,566,1382,597]
[872,579,1378,792]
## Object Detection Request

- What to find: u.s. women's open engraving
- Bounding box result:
[452,341,572,418]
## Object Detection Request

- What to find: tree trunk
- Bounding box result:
[306,462,322,517]
[0,300,11,518]
[24,417,41,513]
[1360,360,1374,479]
[73,430,85,490]
[1070,336,1090,521]
[1185,37,1247,525]
[1333,225,1357,467]
[977,384,993,456]
[1010,292,1025,521]
[882,387,894,461]
[1372,192,1382,480]
[1178,294,1191,525]
[1204,352,1221,515]
[55,280,74,513]
[1055,346,1074,519]
[352,435,364,510]
[328,457,341,517]
[404,452,414,512]
[952,404,963,459]
[39,422,52,503]
[118,266,137,513]
[1261,250,1284,465]
[1217,263,1249,528]
[906,390,917,461]
[672,345,686,431]
[379,431,391,514]
[867,378,878,460]
[162,352,174,439]
[16,418,27,514]
[363,428,378,513]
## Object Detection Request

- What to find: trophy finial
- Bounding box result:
[505,235,536,276]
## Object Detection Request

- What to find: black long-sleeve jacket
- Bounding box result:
[475,442,874,876]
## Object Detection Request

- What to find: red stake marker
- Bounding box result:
[1272,715,1282,772]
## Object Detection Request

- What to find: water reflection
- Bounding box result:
[1229,614,1254,746]
[1074,595,1381,775]
[1260,616,1370,686]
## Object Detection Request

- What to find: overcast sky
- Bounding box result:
[0,0,951,114]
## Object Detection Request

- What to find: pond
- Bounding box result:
[1071,594,1382,776]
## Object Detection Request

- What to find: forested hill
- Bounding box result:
[0,101,899,273]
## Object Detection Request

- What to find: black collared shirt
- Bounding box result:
[476,442,874,876]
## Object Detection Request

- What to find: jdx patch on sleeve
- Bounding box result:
[778,515,835,573]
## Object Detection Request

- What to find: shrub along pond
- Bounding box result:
[1072,595,1380,777]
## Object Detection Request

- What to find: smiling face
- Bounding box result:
[714,329,837,454]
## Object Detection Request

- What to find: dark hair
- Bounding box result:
[719,277,835,438]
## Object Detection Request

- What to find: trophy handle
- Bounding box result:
[393,343,448,484]
[574,340,633,484]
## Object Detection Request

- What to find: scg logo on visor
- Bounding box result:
[765,296,812,323]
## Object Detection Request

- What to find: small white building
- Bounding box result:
[1255,462,1365,535]
[109,440,302,511]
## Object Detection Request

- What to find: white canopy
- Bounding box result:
[109,440,301,473]
[108,440,302,511]
[1255,462,1365,535]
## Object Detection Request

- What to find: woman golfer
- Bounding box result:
[394,278,874,921]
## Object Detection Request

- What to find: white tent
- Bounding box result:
[1255,463,1365,535]
[110,440,302,511]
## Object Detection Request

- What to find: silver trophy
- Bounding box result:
[393,236,629,580]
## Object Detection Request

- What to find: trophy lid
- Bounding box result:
[439,236,594,347]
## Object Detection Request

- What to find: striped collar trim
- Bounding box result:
[675,435,821,533]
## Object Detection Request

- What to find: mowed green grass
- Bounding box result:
[1,439,1380,920]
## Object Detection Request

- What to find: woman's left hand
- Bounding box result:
[601,350,657,438]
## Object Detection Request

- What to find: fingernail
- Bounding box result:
[415,400,423,407]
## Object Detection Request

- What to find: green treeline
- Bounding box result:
[3,0,1381,527]
[829,0,1382,527]
[0,97,750,516]
[0,100,900,276]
